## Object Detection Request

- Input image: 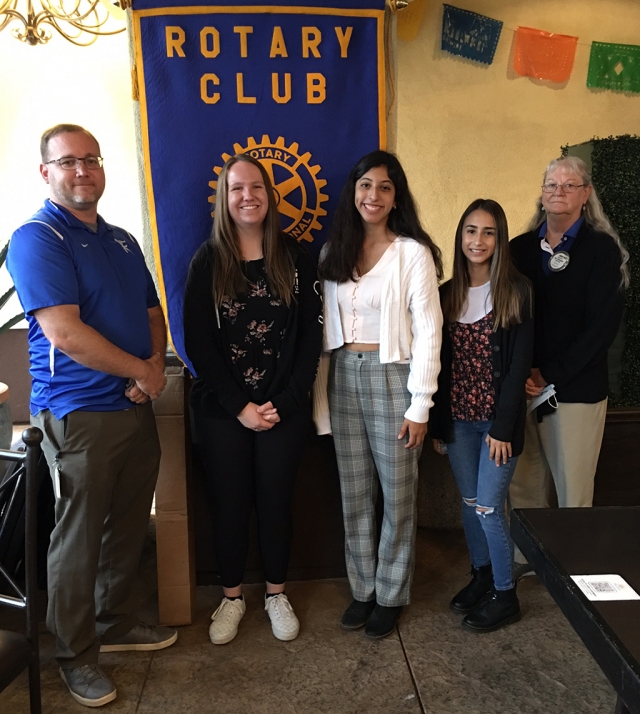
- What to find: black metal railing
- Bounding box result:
[0,427,43,713]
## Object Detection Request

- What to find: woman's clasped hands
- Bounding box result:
[237,401,281,431]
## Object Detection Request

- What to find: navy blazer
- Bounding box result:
[510,222,624,404]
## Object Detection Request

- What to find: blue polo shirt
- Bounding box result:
[7,200,160,419]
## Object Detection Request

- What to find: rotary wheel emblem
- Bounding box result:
[209,135,329,243]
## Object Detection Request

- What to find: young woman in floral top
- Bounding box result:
[184,154,322,646]
[431,199,533,633]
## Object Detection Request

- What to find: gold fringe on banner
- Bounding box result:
[131,65,139,101]
[385,9,396,117]
[397,0,427,42]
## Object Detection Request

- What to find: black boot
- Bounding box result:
[462,586,521,632]
[450,564,493,614]
[340,599,376,630]
[364,604,402,639]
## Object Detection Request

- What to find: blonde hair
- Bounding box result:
[528,156,629,288]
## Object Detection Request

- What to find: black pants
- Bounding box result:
[192,401,311,588]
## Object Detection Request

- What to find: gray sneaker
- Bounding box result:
[100,622,178,652]
[60,664,116,707]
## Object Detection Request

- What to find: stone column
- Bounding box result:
[153,362,196,625]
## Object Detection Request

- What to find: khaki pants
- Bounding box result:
[509,400,607,563]
[32,404,160,667]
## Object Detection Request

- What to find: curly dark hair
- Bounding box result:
[319,150,443,283]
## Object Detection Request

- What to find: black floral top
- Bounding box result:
[449,312,495,422]
[221,259,289,403]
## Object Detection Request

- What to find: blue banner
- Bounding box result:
[441,4,502,65]
[134,0,380,8]
[132,0,386,367]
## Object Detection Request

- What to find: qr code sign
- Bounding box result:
[571,574,640,601]
[591,582,617,593]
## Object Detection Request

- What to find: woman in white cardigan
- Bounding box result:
[315,151,443,638]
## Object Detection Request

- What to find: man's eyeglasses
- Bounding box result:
[45,156,104,171]
[541,182,586,193]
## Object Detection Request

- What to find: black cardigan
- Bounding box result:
[430,281,534,456]
[509,222,624,404]
[184,236,323,419]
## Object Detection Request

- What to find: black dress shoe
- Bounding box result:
[340,599,376,630]
[364,604,402,639]
[462,587,521,633]
[450,563,493,614]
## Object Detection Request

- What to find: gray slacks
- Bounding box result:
[329,349,421,607]
[32,403,160,667]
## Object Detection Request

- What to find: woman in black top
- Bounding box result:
[509,156,627,525]
[431,199,533,633]
[184,154,322,645]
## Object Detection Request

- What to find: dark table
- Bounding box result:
[511,507,640,714]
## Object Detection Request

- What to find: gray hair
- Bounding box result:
[527,155,629,288]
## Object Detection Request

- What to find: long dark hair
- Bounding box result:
[211,153,294,306]
[443,199,531,330]
[319,150,443,283]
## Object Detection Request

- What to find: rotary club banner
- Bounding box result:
[513,26,578,83]
[587,41,640,94]
[131,0,386,365]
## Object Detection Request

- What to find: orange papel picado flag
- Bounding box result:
[513,26,579,83]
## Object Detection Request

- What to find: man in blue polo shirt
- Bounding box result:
[7,124,177,707]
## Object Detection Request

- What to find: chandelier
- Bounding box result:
[0,0,127,46]
[388,0,415,11]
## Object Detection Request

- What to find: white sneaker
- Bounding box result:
[209,597,246,645]
[264,593,300,641]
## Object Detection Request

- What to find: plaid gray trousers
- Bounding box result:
[329,348,421,607]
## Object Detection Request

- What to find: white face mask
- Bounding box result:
[527,383,558,413]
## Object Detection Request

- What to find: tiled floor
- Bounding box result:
[0,528,615,714]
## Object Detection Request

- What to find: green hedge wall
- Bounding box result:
[566,135,640,407]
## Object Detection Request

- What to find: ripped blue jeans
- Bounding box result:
[446,420,517,591]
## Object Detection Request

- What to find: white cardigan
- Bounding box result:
[313,237,443,434]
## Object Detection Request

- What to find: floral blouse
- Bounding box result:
[221,258,289,403]
[449,312,495,422]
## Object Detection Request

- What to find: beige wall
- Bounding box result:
[0,31,140,237]
[396,0,640,274]
[0,30,140,319]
